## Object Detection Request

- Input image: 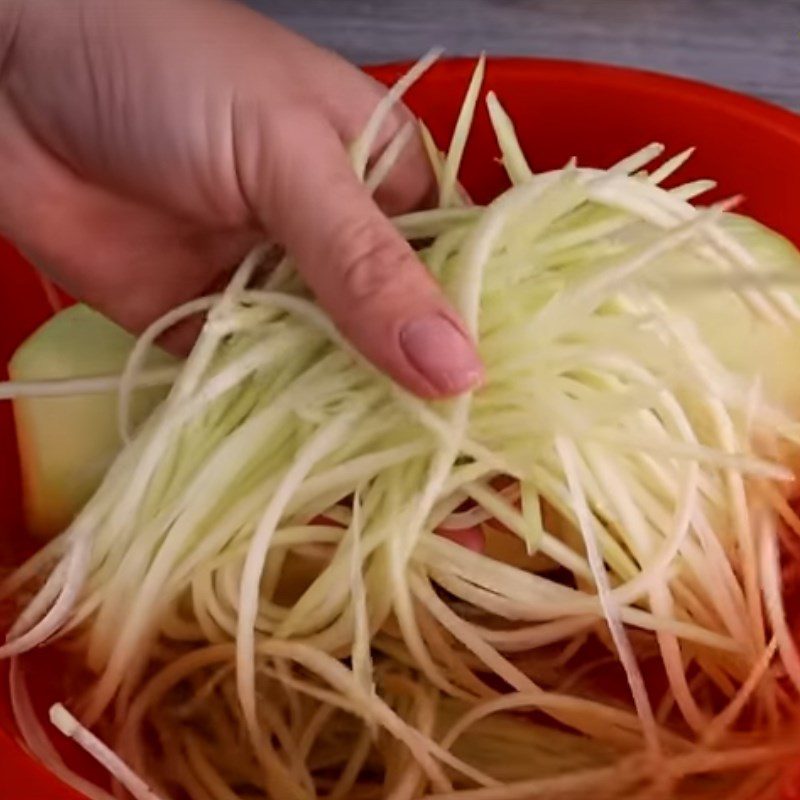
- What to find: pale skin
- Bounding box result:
[0,0,483,400]
[0,0,484,550]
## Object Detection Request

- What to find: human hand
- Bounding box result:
[0,0,482,398]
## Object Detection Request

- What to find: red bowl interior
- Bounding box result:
[2,56,800,799]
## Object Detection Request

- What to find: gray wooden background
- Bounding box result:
[247,0,800,110]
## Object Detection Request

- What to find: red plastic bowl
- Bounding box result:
[2,57,800,799]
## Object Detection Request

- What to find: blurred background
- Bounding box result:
[248,0,800,109]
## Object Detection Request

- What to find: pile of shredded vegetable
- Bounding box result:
[4,52,800,800]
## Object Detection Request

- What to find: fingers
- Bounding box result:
[368,116,438,217]
[436,526,486,553]
[248,115,483,398]
[0,108,258,347]
[327,78,437,216]
[2,0,481,398]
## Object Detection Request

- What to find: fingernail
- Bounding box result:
[400,314,483,395]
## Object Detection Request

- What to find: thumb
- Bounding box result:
[249,116,483,399]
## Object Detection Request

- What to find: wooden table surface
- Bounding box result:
[248,0,800,111]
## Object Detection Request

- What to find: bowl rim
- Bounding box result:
[365,55,800,143]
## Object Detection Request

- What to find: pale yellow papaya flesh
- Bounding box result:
[9,304,175,539]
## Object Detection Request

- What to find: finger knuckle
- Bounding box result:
[335,217,420,303]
